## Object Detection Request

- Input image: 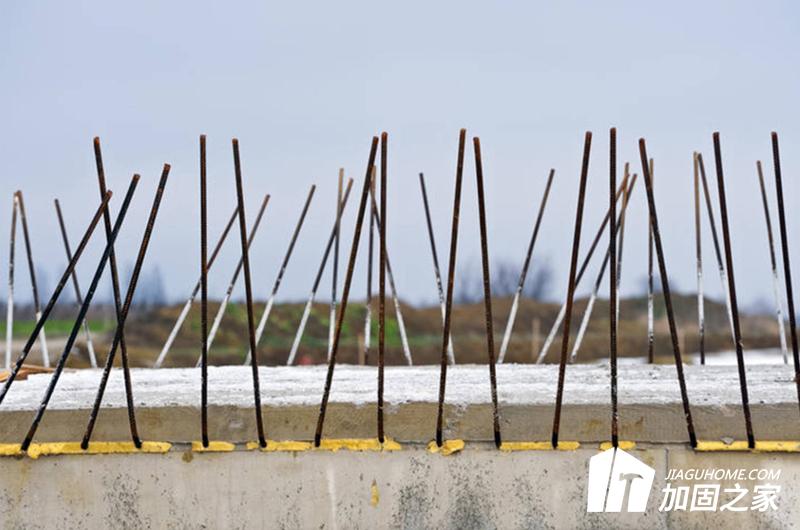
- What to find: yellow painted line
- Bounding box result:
[499,441,580,452]
[0,441,172,459]
[0,444,23,457]
[599,441,636,451]
[247,439,401,452]
[696,440,800,453]
[191,441,235,452]
[427,439,465,455]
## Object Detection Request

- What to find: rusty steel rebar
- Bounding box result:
[365,171,375,365]
[639,138,697,447]
[647,159,655,363]
[5,194,18,370]
[551,131,592,449]
[329,169,343,360]
[609,128,618,448]
[200,135,210,447]
[694,153,705,364]
[314,136,379,447]
[377,133,387,443]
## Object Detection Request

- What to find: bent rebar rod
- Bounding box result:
[497,168,555,363]
[241,185,316,365]
[54,199,98,368]
[153,205,238,368]
[286,179,355,365]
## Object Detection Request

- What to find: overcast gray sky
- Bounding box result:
[1,0,799,311]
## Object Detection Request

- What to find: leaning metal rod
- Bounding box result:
[615,165,632,324]
[153,205,238,368]
[364,172,375,364]
[199,194,270,361]
[697,153,736,342]
[241,185,316,365]
[329,169,343,360]
[285,179,355,365]
[377,133,387,443]
[5,195,18,370]
[473,137,501,448]
[0,190,114,405]
[22,179,137,452]
[200,135,209,447]
[535,177,632,364]
[314,136,379,447]
[435,129,466,448]
[419,172,456,364]
[712,132,755,447]
[82,166,171,448]
[646,159,655,363]
[54,199,98,368]
[770,132,800,415]
[368,182,413,365]
[497,168,555,364]
[694,153,705,365]
[639,138,697,447]
[233,139,266,447]
[569,172,636,362]
[609,127,618,448]
[93,138,139,436]
[15,191,50,367]
[756,160,788,364]
[551,131,592,449]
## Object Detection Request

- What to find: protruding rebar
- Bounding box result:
[497,168,555,364]
[473,137,501,448]
[377,133,387,443]
[435,129,466,447]
[609,128,618,448]
[329,169,343,361]
[365,170,375,365]
[152,205,238,368]
[5,195,18,370]
[694,153,705,365]
[200,135,210,447]
[232,139,266,447]
[314,136,379,447]
[82,167,171,448]
[419,172,456,364]
[770,132,800,415]
[285,179,354,365]
[647,159,655,363]
[0,190,113,406]
[756,160,788,364]
[54,199,98,368]
[551,131,592,449]
[15,191,49,367]
[639,138,697,447]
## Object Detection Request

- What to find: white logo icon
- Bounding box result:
[587,447,655,512]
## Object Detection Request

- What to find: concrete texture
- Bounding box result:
[0,364,798,444]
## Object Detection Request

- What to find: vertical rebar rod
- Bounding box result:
[5,195,18,370]
[82,167,171,448]
[697,153,736,341]
[615,164,631,325]
[419,172,456,364]
[473,137,501,448]
[639,138,697,447]
[286,179,355,365]
[93,138,137,434]
[54,199,98,368]
[314,136,378,446]
[241,185,316,365]
[152,206,239,368]
[712,132,754,448]
[770,132,800,415]
[694,153,705,365]
[329,169,343,360]
[535,179,630,364]
[756,160,788,364]
[200,135,209,447]
[200,194,270,360]
[25,178,138,451]
[365,171,375,365]
[609,128,618,448]
[551,131,592,449]
[498,168,555,364]
[377,133,387,443]
[435,129,466,447]
[647,160,655,363]
[232,139,266,447]
[0,191,114,405]
[15,191,49,367]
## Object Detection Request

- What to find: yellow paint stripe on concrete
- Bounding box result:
[599,441,636,451]
[191,441,235,452]
[696,440,800,452]
[0,444,23,456]
[427,439,465,455]
[499,441,580,452]
[246,439,401,452]
[23,441,171,459]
